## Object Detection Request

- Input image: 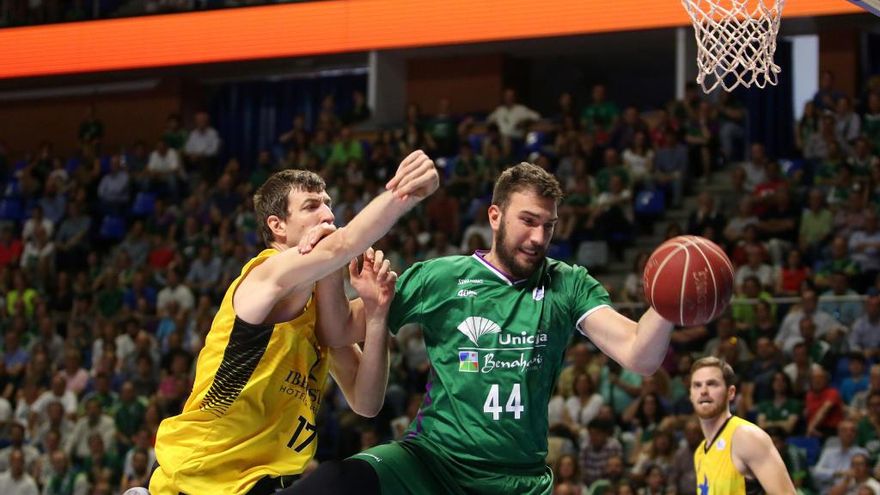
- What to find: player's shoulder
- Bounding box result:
[731,418,773,451]
[403,255,476,283]
[545,257,597,280]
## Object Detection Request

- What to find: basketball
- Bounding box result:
[643,235,734,326]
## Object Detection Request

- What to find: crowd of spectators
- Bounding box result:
[0,70,878,495]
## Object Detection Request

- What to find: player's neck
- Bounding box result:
[482,249,515,280]
[699,410,733,444]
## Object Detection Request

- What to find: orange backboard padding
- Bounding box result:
[0,0,863,80]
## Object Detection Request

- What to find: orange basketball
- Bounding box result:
[643,235,734,326]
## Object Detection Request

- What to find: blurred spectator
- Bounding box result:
[829,452,880,495]
[776,249,811,297]
[733,143,769,194]
[717,91,747,162]
[840,353,870,405]
[687,191,725,237]
[78,106,103,157]
[22,206,53,244]
[66,397,116,462]
[0,448,38,495]
[849,211,880,290]
[156,268,194,314]
[835,96,861,152]
[579,418,623,487]
[183,111,221,181]
[487,88,540,144]
[804,114,838,162]
[849,296,880,359]
[756,371,801,434]
[775,288,845,355]
[813,420,869,492]
[814,70,846,111]
[584,455,627,494]
[581,84,619,142]
[343,90,371,126]
[734,244,775,293]
[806,366,845,438]
[609,106,649,153]
[42,450,88,495]
[820,272,863,327]
[652,128,687,207]
[0,423,39,472]
[96,156,130,211]
[32,375,77,419]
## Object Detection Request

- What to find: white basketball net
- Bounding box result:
[681,0,785,93]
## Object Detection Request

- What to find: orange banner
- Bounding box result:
[0,0,863,80]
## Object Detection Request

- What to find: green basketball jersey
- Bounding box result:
[388,252,611,468]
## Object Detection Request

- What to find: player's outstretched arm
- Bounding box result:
[732,424,798,495]
[328,249,395,417]
[234,150,438,325]
[580,306,673,375]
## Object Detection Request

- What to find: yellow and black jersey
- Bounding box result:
[694,415,764,495]
[151,249,330,495]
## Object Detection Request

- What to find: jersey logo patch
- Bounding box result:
[532,286,544,301]
[716,438,726,450]
[457,316,501,346]
[459,351,479,372]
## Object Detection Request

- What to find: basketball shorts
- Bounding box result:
[350,439,553,495]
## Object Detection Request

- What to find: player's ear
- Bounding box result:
[488,204,502,229]
[267,215,285,239]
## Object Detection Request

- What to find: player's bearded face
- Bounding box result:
[495,214,548,279]
[690,368,732,420]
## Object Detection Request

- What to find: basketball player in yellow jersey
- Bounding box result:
[149,150,439,495]
[690,357,796,495]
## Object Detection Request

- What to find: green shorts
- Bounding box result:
[350,439,553,495]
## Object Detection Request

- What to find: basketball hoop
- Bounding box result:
[681,0,785,93]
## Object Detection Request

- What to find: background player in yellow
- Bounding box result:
[690,357,797,495]
[149,150,439,495]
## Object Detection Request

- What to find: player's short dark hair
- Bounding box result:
[254,169,326,246]
[491,162,563,211]
[690,356,737,388]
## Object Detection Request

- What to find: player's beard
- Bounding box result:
[694,399,728,420]
[495,220,545,280]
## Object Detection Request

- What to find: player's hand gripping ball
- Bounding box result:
[643,235,734,326]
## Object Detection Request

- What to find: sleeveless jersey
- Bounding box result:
[694,415,764,495]
[388,252,610,469]
[150,249,330,495]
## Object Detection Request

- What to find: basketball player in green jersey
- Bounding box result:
[290,162,678,495]
[690,357,796,495]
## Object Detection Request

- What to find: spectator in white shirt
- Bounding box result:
[734,244,776,292]
[97,155,130,210]
[776,288,847,354]
[813,420,869,493]
[156,268,195,314]
[184,111,221,182]
[147,140,184,199]
[21,206,53,244]
[0,449,39,495]
[31,375,77,420]
[486,88,540,142]
[65,398,116,462]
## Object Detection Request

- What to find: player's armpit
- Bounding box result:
[732,424,798,495]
